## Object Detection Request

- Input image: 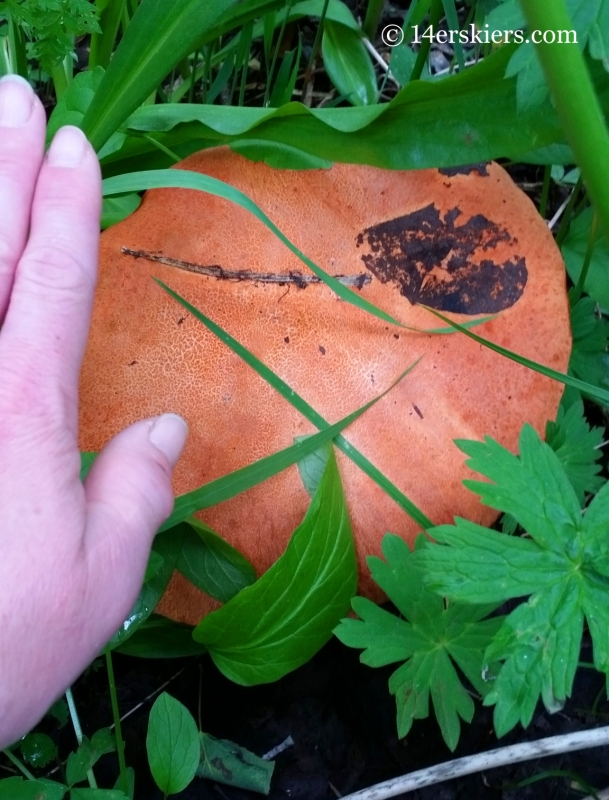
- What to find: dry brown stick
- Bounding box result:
[121,247,372,289]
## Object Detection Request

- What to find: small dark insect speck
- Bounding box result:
[413,404,424,419]
[177,317,185,325]
[128,360,137,366]
[284,336,290,344]
[393,334,400,340]
[319,345,326,355]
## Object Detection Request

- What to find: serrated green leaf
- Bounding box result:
[417,424,609,736]
[457,424,581,553]
[322,21,377,106]
[66,739,96,788]
[174,518,256,604]
[193,450,357,685]
[146,693,199,796]
[568,297,609,405]
[18,733,56,769]
[335,535,502,750]
[0,777,65,800]
[545,400,604,502]
[562,208,609,312]
[197,733,274,794]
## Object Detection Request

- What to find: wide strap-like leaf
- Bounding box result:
[192,449,357,684]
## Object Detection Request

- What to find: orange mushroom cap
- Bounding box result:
[79,149,571,625]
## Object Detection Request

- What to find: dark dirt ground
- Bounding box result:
[51,624,608,800]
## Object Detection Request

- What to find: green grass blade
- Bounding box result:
[424,307,609,405]
[81,0,244,151]
[156,279,433,530]
[102,169,405,327]
[160,378,403,532]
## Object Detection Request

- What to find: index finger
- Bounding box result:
[0,126,102,424]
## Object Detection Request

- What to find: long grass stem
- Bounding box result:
[2,748,36,781]
[519,0,609,245]
[105,647,129,797]
[363,0,385,41]
[411,0,442,81]
[66,687,97,789]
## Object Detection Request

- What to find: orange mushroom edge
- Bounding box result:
[79,148,571,626]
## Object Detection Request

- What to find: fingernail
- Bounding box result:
[47,125,88,168]
[149,413,188,466]
[0,75,34,127]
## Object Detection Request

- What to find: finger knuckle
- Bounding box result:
[21,243,94,298]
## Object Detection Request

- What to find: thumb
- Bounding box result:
[84,413,188,562]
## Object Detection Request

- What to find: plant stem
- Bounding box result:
[2,749,36,781]
[303,0,330,89]
[539,164,551,220]
[363,0,385,41]
[570,211,598,306]
[263,1,293,107]
[411,0,442,81]
[519,0,609,245]
[51,61,69,101]
[555,176,584,246]
[66,688,98,789]
[105,647,129,798]
[90,0,128,70]
[6,14,28,77]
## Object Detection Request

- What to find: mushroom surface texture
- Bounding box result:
[79,149,571,626]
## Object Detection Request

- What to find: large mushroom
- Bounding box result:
[79,148,571,625]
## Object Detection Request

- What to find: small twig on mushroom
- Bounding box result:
[121,247,372,289]
[339,726,609,800]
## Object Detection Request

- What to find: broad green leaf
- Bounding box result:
[389,43,419,85]
[562,208,609,312]
[417,425,609,735]
[545,400,604,502]
[269,39,301,107]
[193,450,357,685]
[108,48,609,173]
[197,732,274,794]
[0,778,65,800]
[146,693,199,796]
[143,550,164,583]
[113,767,134,800]
[79,452,97,481]
[81,0,245,151]
[107,528,179,648]
[70,790,128,799]
[46,66,105,142]
[101,193,141,230]
[229,140,333,169]
[19,733,56,768]
[174,518,256,604]
[335,535,503,750]
[115,615,207,658]
[296,439,331,497]
[322,21,377,105]
[155,279,431,531]
[589,0,609,70]
[47,698,69,728]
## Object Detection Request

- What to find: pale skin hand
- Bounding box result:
[0,75,188,748]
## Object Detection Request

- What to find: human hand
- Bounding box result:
[0,75,188,748]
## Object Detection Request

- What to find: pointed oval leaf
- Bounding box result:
[193,450,357,684]
[146,693,200,796]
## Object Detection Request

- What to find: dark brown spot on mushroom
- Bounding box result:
[128,360,137,366]
[439,163,490,177]
[355,204,527,314]
[319,345,326,355]
[413,404,424,419]
[284,336,290,344]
